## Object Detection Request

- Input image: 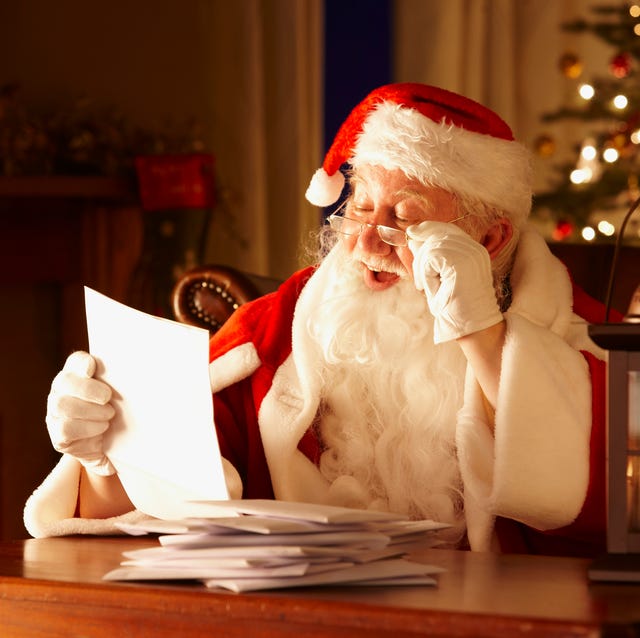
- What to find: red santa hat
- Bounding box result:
[305,83,532,224]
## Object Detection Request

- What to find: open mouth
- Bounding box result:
[363,264,400,289]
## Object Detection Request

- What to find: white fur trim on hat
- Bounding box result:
[352,102,532,225]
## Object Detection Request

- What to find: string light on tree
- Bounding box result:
[613,94,628,110]
[579,83,595,100]
[571,137,602,184]
[582,142,598,161]
[633,2,640,34]
[603,147,620,163]
[598,220,616,236]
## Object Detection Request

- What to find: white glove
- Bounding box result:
[46,351,116,476]
[407,221,503,343]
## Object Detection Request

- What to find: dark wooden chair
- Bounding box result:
[171,264,281,333]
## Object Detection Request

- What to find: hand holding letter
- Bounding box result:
[46,350,116,476]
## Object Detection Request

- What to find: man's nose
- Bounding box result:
[357,223,392,254]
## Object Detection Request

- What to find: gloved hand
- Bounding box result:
[407,221,503,343]
[46,351,116,476]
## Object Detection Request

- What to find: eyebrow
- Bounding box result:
[393,188,436,212]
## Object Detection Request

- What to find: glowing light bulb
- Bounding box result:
[570,168,593,184]
[598,220,616,236]
[631,4,640,17]
[631,129,640,144]
[579,84,595,100]
[635,24,640,36]
[582,226,596,241]
[581,145,597,161]
[613,94,628,109]
[603,148,619,163]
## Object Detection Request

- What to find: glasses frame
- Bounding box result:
[327,211,471,247]
[327,213,408,246]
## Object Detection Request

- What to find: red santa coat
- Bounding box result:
[23,228,610,553]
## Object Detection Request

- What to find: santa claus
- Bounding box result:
[25,84,610,556]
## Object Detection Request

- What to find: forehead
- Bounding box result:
[350,165,455,207]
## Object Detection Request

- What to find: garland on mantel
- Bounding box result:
[0,83,207,178]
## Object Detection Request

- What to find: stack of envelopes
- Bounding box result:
[104,499,448,592]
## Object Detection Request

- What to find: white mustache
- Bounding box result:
[355,256,408,277]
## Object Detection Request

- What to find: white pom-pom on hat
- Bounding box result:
[305,168,345,207]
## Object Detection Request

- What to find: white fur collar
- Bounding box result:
[507,226,574,336]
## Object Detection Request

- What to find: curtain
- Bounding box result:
[199,0,323,279]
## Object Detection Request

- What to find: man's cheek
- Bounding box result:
[396,248,415,279]
[342,235,358,253]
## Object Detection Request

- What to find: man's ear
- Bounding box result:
[481,218,513,260]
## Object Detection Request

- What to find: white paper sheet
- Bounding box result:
[84,287,229,520]
[202,559,442,592]
[186,498,409,524]
[157,530,391,549]
[121,544,358,561]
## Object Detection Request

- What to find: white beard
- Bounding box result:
[305,244,467,535]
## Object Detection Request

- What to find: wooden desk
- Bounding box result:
[0,538,639,637]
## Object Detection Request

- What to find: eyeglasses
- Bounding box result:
[328,213,408,246]
[327,212,471,247]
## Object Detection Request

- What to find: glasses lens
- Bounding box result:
[329,215,407,246]
[377,225,407,246]
[329,215,361,236]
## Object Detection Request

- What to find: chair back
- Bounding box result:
[171,264,281,333]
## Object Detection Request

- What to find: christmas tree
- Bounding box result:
[532,2,640,243]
